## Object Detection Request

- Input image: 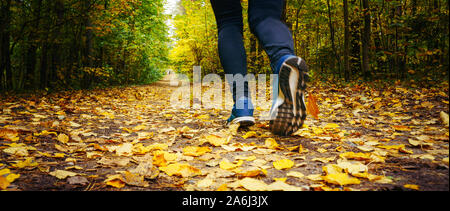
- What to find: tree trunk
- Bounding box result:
[0,0,12,90]
[326,0,340,77]
[343,0,350,81]
[361,0,371,80]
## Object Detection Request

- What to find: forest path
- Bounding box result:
[0,76,448,191]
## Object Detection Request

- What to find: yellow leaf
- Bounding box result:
[404,184,420,190]
[273,159,294,170]
[197,178,214,188]
[392,125,411,131]
[339,152,385,163]
[0,129,19,142]
[115,143,133,156]
[324,123,339,129]
[217,184,229,191]
[306,174,323,181]
[6,173,20,183]
[311,157,335,163]
[236,169,263,177]
[133,124,148,131]
[197,114,210,120]
[351,172,383,181]
[201,134,228,146]
[377,144,405,150]
[104,174,125,188]
[287,171,305,178]
[34,130,58,136]
[49,170,77,179]
[0,176,10,190]
[322,164,343,175]
[152,150,178,167]
[219,159,244,170]
[159,163,202,177]
[265,138,281,149]
[268,180,303,191]
[239,178,268,191]
[57,133,69,144]
[11,157,38,168]
[336,161,368,175]
[0,168,10,176]
[322,173,361,186]
[317,148,327,153]
[122,171,149,187]
[182,146,211,157]
[242,131,257,139]
[306,93,320,119]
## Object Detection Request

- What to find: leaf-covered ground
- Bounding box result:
[0,75,448,191]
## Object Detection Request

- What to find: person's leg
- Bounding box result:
[248,0,295,72]
[248,0,309,135]
[210,0,254,125]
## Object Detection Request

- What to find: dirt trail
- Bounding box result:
[0,75,448,191]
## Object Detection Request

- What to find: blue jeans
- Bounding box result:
[210,0,295,103]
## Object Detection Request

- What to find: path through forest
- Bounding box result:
[0,73,448,191]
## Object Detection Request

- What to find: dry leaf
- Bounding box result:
[322,173,361,186]
[0,129,19,142]
[268,181,303,191]
[306,93,320,119]
[182,146,211,157]
[286,171,305,178]
[404,184,420,190]
[440,111,449,127]
[49,170,78,179]
[239,178,268,191]
[104,174,125,188]
[57,133,69,144]
[273,159,294,170]
[201,134,228,146]
[242,131,257,139]
[159,163,202,177]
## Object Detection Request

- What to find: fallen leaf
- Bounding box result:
[11,157,38,168]
[159,163,202,177]
[219,158,244,170]
[440,111,449,127]
[115,143,133,156]
[268,180,303,191]
[122,171,149,187]
[242,131,257,139]
[273,159,294,170]
[239,178,268,191]
[404,184,420,190]
[49,170,78,179]
[182,146,211,157]
[0,129,19,142]
[286,171,305,178]
[57,133,69,144]
[392,125,411,131]
[200,134,228,146]
[322,173,361,186]
[306,93,320,119]
[265,138,281,149]
[0,176,10,190]
[311,157,335,163]
[197,178,214,188]
[104,174,125,188]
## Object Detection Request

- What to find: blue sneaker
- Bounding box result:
[269,56,309,136]
[227,97,255,126]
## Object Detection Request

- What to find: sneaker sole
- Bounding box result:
[228,116,256,127]
[270,57,309,136]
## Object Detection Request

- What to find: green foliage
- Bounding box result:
[0,0,169,92]
[169,0,449,84]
